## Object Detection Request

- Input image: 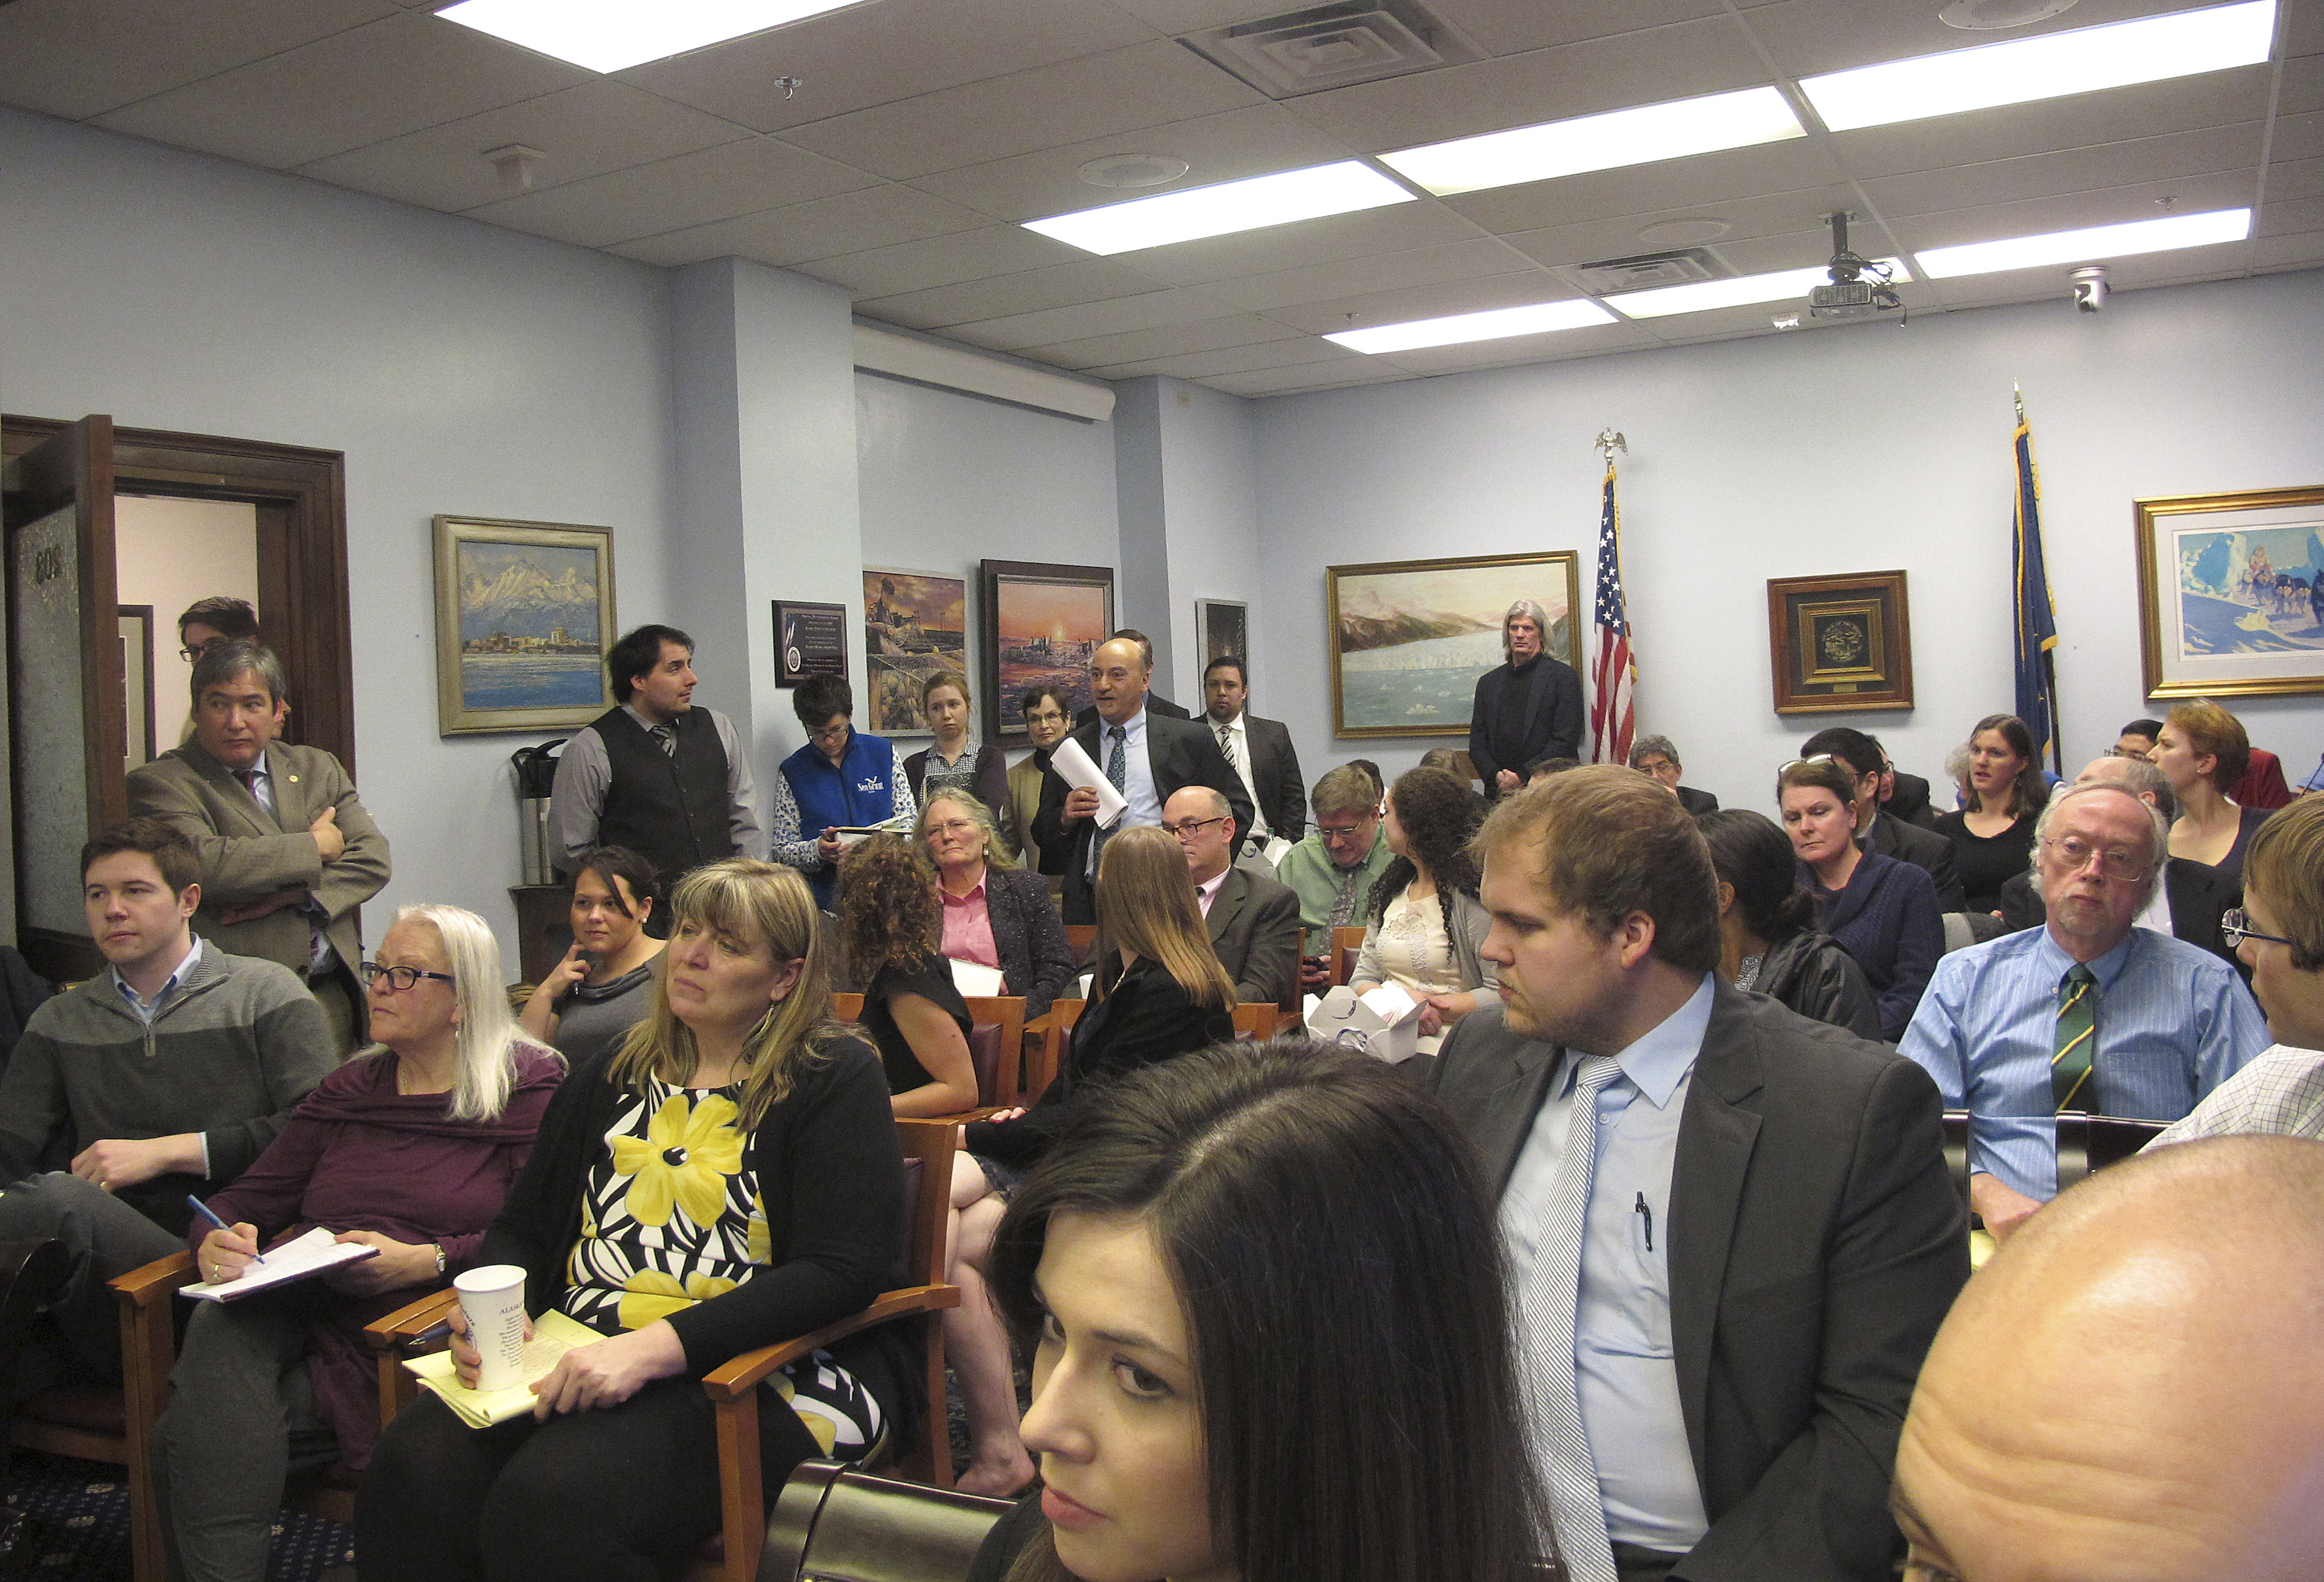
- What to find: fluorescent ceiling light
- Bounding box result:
[1380,87,1806,197]
[1607,260,1912,319]
[1326,299,1616,355]
[1799,0,2276,131]
[435,0,863,73]
[1022,162,1415,256]
[1915,207,2251,277]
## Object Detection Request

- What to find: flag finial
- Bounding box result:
[1594,429,1627,465]
[2013,383,2025,423]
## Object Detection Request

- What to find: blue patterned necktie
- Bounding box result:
[1089,725,1128,876]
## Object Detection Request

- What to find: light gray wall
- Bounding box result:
[1254,268,2324,811]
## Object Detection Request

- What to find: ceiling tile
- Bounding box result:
[1429,0,1728,58]
[0,0,396,120]
[1287,16,1766,153]
[2291,3,2324,56]
[2276,111,2324,165]
[2253,228,2324,270]
[778,39,1263,181]
[1104,1,1299,31]
[1373,317,1662,373]
[785,225,1093,297]
[2257,193,2324,236]
[295,80,753,211]
[1262,270,1585,334]
[1202,365,1406,397]
[90,9,589,168]
[2275,52,2321,117]
[907,102,1358,223]
[604,179,989,264]
[465,141,886,252]
[945,288,1246,350]
[2267,155,2324,203]
[1824,71,2276,181]
[1860,121,2264,218]
[1198,236,1536,310]
[1119,201,1484,285]
[856,258,1174,327]
[1019,314,1311,369]
[1440,138,1848,235]
[1886,169,2259,253]
[1085,336,1364,380]
[1497,187,1851,270]
[617,0,1155,134]
[1739,0,2207,79]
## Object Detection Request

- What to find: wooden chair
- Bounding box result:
[759,1458,1011,1582]
[1062,925,1097,965]
[367,1119,963,1582]
[959,996,1028,1111]
[1230,1003,1279,1041]
[831,992,864,1022]
[1021,1000,1085,1106]
[1332,926,1368,987]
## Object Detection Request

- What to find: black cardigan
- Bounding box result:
[478,1036,904,1373]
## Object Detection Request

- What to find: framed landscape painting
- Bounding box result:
[980,559,1114,740]
[863,568,968,734]
[432,516,615,736]
[2136,484,2324,699]
[1326,552,1580,738]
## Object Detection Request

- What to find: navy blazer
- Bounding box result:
[1806,852,1942,1041]
[977,866,1078,1018]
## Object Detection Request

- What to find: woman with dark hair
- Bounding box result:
[835,833,980,1117]
[356,861,907,1582]
[917,789,1077,1018]
[1006,685,1072,884]
[968,1039,1546,1582]
[904,669,1009,824]
[770,674,914,910]
[1699,810,1881,1040]
[518,846,664,1064]
[1349,766,1499,1049]
[1934,713,2045,914]
[2152,697,2272,884]
[1780,756,1941,1041]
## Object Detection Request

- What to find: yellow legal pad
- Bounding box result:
[401,1308,601,1429]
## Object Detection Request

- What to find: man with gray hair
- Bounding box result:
[1901,779,2264,1242]
[1627,734,1717,816]
[128,639,388,1051]
[1468,599,1582,797]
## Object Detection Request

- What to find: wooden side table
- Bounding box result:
[509,884,570,985]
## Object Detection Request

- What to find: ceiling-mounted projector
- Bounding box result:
[1809,211,1902,321]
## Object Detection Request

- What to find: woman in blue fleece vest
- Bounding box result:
[769,674,915,910]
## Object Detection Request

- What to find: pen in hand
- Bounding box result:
[187,1195,264,1269]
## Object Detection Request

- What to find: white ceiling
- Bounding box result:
[3,0,2317,395]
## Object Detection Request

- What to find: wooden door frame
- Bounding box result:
[2,416,355,776]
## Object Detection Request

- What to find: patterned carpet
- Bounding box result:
[1,1450,353,1582]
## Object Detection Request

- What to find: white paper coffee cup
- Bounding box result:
[453,1265,528,1393]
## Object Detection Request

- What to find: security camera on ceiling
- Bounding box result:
[1808,212,1904,321]
[2071,264,2109,312]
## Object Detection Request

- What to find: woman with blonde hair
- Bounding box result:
[916,789,1076,1017]
[903,668,1009,825]
[159,905,563,1582]
[837,833,981,1117]
[357,861,909,1582]
[2151,698,2274,884]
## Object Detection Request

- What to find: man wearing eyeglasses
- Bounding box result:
[1273,766,1397,996]
[1900,781,2266,1242]
[1163,786,1301,1011]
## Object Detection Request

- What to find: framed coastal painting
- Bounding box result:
[1766,569,1914,714]
[979,559,1114,740]
[863,569,968,734]
[1325,552,1580,738]
[2135,484,2324,699]
[431,516,615,736]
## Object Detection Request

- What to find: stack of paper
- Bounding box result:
[401,1309,602,1428]
[179,1227,378,1302]
[949,958,1008,998]
[1048,738,1129,828]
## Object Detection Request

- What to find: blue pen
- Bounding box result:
[186,1195,264,1268]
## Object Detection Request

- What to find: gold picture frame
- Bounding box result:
[431,515,617,736]
[2135,484,2324,700]
[1767,570,1913,714]
[1326,552,1582,738]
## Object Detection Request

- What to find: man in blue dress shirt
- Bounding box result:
[1901,778,2266,1242]
[1432,766,1963,1582]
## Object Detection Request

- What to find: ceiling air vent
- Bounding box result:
[1561,249,1734,296]
[1179,0,1483,99]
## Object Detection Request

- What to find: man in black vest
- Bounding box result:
[550,624,760,897]
[1468,600,1584,798]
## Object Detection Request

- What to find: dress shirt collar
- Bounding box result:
[1194,867,1229,915]
[2034,920,2140,990]
[1098,706,1146,744]
[940,875,987,907]
[113,935,202,1018]
[1557,971,1715,1109]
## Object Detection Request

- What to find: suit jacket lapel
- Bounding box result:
[1469,1034,1563,1197]
[259,744,297,833]
[1669,984,1764,1484]
[1205,869,1244,946]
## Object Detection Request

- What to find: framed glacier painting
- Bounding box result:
[2135,485,2324,700]
[432,515,617,735]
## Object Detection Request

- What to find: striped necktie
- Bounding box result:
[1518,1053,1622,1582]
[652,721,679,757]
[1089,726,1128,877]
[2052,963,2099,1113]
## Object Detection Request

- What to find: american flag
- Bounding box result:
[1588,463,1635,765]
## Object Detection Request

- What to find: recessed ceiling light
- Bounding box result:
[1380,86,1805,196]
[1799,0,2276,132]
[1605,260,1912,318]
[1326,298,1617,355]
[1023,161,1415,256]
[1914,207,2251,276]
[435,0,863,74]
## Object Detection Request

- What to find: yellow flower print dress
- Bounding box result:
[561,1076,882,1456]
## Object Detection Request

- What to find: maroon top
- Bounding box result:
[192,1040,564,1468]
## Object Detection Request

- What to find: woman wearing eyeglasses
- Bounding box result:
[771,674,915,910]
[1781,755,1942,1041]
[156,905,562,1582]
[917,789,1078,1018]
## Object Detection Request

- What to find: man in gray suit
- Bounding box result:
[1163,785,1301,1010]
[127,641,388,1051]
[1432,766,1964,1582]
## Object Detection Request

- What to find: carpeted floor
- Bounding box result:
[1,1450,354,1582]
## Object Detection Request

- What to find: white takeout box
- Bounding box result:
[1305,982,1423,1065]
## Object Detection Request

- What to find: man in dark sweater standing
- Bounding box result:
[1468,600,1584,798]
[0,820,335,1394]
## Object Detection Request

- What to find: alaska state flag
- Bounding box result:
[2012,410,2061,773]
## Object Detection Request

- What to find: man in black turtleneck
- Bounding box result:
[1467,600,1583,799]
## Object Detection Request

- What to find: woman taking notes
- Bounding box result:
[356,861,907,1582]
[968,1039,1544,1582]
[517,846,664,1063]
[1781,755,1941,1041]
[158,905,562,1582]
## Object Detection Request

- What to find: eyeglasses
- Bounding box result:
[1317,820,1371,842]
[1160,816,1227,838]
[1777,753,1843,775]
[2040,835,2150,882]
[2221,908,2297,950]
[808,719,851,742]
[360,962,455,992]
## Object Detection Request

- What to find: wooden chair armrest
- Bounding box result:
[365,1288,460,1351]
[699,1285,961,1403]
[928,1106,1006,1125]
[1022,1010,1057,1035]
[109,1248,198,1308]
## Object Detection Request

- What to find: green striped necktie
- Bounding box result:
[2052,963,2098,1113]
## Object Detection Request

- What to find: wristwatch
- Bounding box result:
[430,1242,447,1276]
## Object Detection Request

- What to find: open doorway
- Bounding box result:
[115,496,261,767]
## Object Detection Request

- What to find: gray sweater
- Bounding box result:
[0,944,338,1234]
